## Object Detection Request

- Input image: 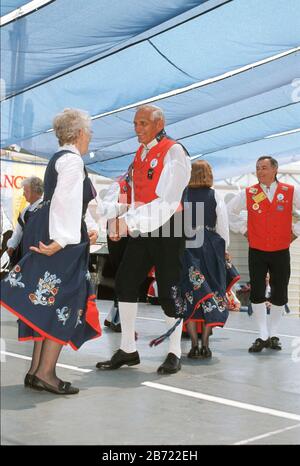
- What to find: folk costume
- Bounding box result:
[172,187,239,345]
[227,180,300,351]
[7,197,43,267]
[1,145,101,349]
[96,131,191,373]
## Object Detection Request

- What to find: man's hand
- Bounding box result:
[291,232,298,242]
[243,231,248,239]
[108,218,128,242]
[88,230,98,245]
[6,247,15,257]
[30,241,62,256]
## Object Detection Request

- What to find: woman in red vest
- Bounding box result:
[227,156,300,352]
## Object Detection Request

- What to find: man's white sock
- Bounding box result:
[119,302,138,353]
[269,304,284,337]
[251,302,269,340]
[165,316,183,359]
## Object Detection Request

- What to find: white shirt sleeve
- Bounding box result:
[292,186,300,236]
[214,190,230,249]
[85,207,98,232]
[123,144,191,233]
[49,153,84,248]
[6,219,24,249]
[227,190,248,235]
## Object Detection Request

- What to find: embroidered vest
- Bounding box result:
[43,150,96,217]
[246,182,294,251]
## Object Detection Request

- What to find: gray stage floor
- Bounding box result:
[1,300,300,446]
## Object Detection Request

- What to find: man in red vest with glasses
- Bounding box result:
[227,156,300,352]
[96,104,191,373]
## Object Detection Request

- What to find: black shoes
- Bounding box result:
[96,349,140,370]
[249,336,282,353]
[200,346,212,359]
[24,373,43,390]
[31,376,79,395]
[188,346,201,359]
[104,319,122,333]
[248,338,270,352]
[157,353,181,374]
[269,336,282,350]
[187,346,212,359]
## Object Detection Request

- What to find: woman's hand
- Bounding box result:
[30,241,62,256]
[88,230,98,245]
[225,251,231,261]
[6,247,15,257]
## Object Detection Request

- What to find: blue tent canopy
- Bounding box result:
[1,0,300,180]
[0,0,27,16]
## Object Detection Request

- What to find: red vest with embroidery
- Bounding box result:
[246,182,294,251]
[133,137,177,204]
[118,179,132,204]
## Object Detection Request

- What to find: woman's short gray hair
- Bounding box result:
[21,176,44,195]
[136,105,165,123]
[53,108,91,146]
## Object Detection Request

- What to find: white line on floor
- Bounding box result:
[102,312,299,338]
[142,381,300,422]
[1,351,92,373]
[234,423,300,445]
[220,327,299,339]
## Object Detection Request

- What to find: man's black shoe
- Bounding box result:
[96,349,140,370]
[269,336,282,350]
[157,353,181,374]
[248,338,270,353]
[104,319,111,328]
[110,322,122,333]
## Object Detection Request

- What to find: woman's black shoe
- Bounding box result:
[187,346,201,359]
[31,376,79,395]
[200,346,212,359]
[24,373,43,390]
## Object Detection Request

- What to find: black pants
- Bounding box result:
[115,235,185,317]
[107,236,129,274]
[248,247,290,306]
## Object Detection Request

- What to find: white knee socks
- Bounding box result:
[269,304,284,338]
[251,302,269,340]
[165,316,183,359]
[118,302,138,353]
[251,302,284,340]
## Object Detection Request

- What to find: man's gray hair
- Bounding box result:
[136,105,165,123]
[257,155,278,169]
[21,176,44,195]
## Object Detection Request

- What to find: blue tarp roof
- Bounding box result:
[1,0,300,180]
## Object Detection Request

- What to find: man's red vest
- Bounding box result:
[118,179,132,205]
[246,181,294,251]
[133,137,176,204]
